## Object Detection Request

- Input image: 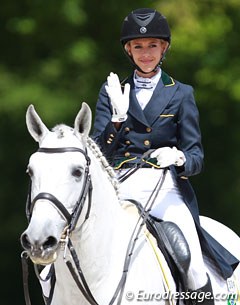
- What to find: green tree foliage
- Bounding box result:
[0,1,240,304]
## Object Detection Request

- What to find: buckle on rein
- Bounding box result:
[60,226,71,262]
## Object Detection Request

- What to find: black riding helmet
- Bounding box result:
[120,8,171,73]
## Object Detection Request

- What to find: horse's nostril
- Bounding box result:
[21,233,31,250]
[21,234,57,251]
[43,236,57,250]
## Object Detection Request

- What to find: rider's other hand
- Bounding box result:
[151,147,186,168]
[105,72,130,123]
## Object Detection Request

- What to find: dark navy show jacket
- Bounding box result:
[92,70,238,279]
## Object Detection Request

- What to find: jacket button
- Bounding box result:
[124,127,130,132]
[125,152,130,157]
[125,140,131,145]
[144,140,150,146]
[146,127,152,133]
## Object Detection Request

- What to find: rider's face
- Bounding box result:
[125,37,169,77]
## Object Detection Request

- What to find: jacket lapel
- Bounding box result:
[143,72,178,126]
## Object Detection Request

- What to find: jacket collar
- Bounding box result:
[121,71,178,126]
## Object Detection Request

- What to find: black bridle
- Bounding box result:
[21,147,167,305]
[22,146,100,305]
[26,147,92,232]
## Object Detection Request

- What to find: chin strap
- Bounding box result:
[135,63,160,75]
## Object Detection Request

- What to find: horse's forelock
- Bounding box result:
[51,124,74,139]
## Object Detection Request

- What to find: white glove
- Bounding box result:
[151,147,186,168]
[105,72,130,123]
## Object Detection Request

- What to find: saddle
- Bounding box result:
[146,215,191,291]
[127,199,191,291]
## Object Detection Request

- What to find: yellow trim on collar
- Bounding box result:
[165,77,175,87]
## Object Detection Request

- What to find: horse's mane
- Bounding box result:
[86,137,119,196]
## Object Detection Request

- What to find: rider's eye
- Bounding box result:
[26,166,33,177]
[72,167,83,178]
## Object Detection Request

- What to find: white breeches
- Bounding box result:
[117,168,208,290]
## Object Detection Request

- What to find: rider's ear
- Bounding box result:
[125,43,132,56]
[26,104,49,143]
[74,102,92,142]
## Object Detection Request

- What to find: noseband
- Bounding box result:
[26,146,92,233]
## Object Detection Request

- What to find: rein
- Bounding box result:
[109,167,167,305]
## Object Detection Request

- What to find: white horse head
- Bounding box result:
[20,103,240,305]
[22,103,93,265]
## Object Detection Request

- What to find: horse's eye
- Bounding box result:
[72,167,83,178]
[26,166,33,177]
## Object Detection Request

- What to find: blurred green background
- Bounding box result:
[1,0,240,304]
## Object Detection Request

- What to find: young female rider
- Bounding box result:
[92,8,238,303]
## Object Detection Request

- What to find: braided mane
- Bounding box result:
[86,137,119,196]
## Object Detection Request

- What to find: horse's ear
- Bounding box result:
[26,104,49,143]
[74,102,92,140]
